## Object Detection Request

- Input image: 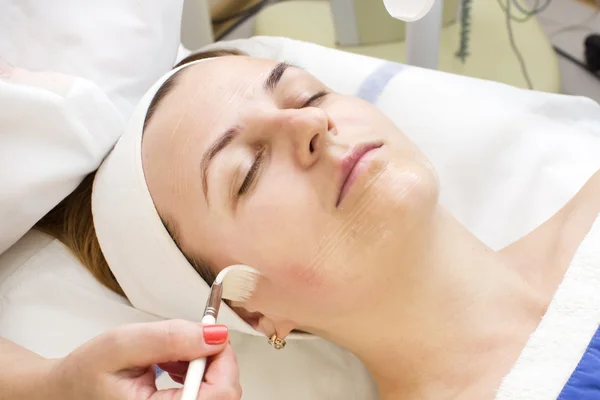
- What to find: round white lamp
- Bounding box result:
[382,0,437,21]
[383,0,444,68]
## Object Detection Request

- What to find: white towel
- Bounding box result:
[497,214,600,400]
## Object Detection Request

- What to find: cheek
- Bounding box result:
[234,179,331,288]
[256,261,329,304]
[353,159,439,249]
[314,161,439,296]
[241,257,332,321]
[329,97,392,132]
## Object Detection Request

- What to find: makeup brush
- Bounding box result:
[181,265,260,400]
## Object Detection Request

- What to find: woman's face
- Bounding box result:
[142,56,439,336]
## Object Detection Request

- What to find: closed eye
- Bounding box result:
[238,147,266,197]
[236,91,327,199]
[301,90,329,108]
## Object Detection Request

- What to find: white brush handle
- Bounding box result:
[180,315,216,400]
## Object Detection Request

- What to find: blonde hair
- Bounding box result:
[35,49,245,297]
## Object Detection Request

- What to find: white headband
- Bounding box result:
[92,58,309,339]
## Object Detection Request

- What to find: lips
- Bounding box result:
[336,142,383,207]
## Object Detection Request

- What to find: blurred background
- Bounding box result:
[181,0,600,103]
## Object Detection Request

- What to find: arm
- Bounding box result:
[0,337,53,400]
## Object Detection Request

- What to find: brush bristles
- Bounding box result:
[217,265,261,302]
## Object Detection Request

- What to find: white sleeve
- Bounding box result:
[0,0,186,255]
[0,65,123,255]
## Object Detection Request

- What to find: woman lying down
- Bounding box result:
[37,49,600,399]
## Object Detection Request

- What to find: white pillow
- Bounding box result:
[0,1,186,254]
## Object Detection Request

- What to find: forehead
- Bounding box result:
[177,55,278,99]
[144,56,279,150]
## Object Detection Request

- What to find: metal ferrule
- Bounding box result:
[203,283,223,319]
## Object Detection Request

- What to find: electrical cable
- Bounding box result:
[215,15,254,41]
[504,0,534,89]
[212,0,270,25]
[496,0,552,23]
[553,44,600,82]
[457,0,553,63]
[548,2,600,83]
[553,45,589,70]
[456,0,554,88]
[512,0,540,16]
[220,0,598,93]
[213,0,288,41]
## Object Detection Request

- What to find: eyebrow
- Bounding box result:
[200,127,239,204]
[200,62,294,204]
[264,62,291,92]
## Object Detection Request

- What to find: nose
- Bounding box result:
[276,107,333,169]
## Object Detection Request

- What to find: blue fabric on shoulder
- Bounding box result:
[558,325,600,399]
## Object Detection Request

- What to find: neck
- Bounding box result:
[321,207,550,399]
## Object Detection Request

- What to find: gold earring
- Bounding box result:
[268,333,286,350]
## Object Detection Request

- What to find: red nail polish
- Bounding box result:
[203,325,228,345]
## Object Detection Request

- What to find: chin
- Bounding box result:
[355,161,440,245]
[333,151,439,252]
[316,164,439,312]
[375,156,438,207]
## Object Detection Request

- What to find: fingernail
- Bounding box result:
[203,325,228,345]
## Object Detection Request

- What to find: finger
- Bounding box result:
[150,387,239,400]
[157,362,188,385]
[168,373,185,385]
[157,361,189,377]
[203,345,240,391]
[152,348,240,400]
[148,388,181,400]
[86,320,228,372]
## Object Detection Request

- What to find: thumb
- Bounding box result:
[83,320,229,373]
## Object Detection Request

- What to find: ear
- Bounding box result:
[230,304,296,339]
[229,305,262,329]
